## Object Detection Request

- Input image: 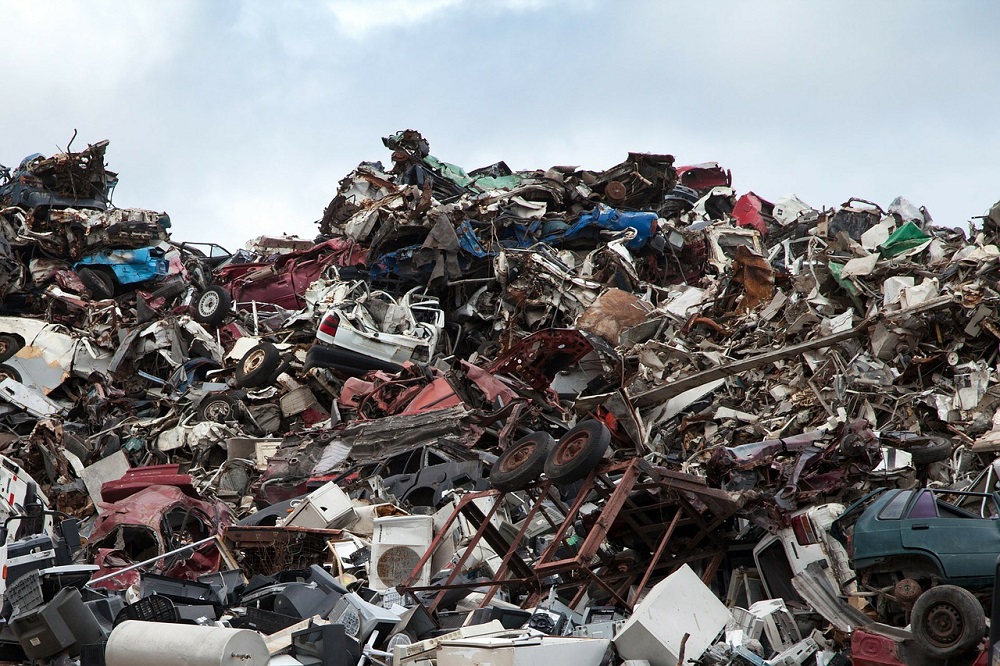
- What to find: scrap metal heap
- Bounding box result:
[0,133,999,664]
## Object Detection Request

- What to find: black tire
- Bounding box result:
[0,335,22,362]
[197,393,240,422]
[903,436,953,465]
[544,420,611,483]
[304,344,403,375]
[911,584,985,659]
[490,432,554,492]
[235,343,281,388]
[269,358,292,382]
[0,364,22,383]
[151,279,187,302]
[78,267,115,300]
[194,286,232,326]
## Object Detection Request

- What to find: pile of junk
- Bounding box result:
[1,132,1000,665]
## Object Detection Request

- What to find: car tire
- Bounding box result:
[197,393,240,422]
[269,358,292,383]
[911,584,985,659]
[544,420,611,484]
[236,343,281,388]
[194,286,232,326]
[490,432,554,492]
[78,267,115,300]
[0,335,22,363]
[0,364,22,383]
[151,279,187,302]
[903,436,953,465]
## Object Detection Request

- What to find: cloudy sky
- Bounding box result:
[2,1,998,247]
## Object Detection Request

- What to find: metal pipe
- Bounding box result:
[86,534,217,585]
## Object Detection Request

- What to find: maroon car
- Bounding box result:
[193,238,368,325]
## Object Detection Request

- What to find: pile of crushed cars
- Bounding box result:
[1,132,1000,665]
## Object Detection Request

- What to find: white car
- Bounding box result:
[0,317,112,395]
[315,283,445,365]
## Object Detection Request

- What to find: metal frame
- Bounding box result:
[399,457,737,611]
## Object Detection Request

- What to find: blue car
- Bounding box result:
[75,245,176,299]
[555,204,659,252]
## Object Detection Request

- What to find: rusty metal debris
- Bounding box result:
[2,132,1000,664]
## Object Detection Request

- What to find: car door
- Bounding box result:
[900,489,1000,585]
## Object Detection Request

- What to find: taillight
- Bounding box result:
[319,313,340,338]
[846,532,854,558]
[791,514,819,546]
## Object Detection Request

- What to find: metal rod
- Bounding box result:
[86,534,217,585]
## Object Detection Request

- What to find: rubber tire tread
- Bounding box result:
[0,364,23,383]
[78,267,115,300]
[194,286,233,326]
[151,279,187,302]
[544,420,611,484]
[0,335,22,363]
[235,343,281,388]
[904,437,953,465]
[197,394,239,423]
[490,432,554,492]
[910,584,985,659]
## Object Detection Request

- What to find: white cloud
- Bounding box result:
[2,0,999,245]
[325,0,463,36]
[0,1,197,95]
[323,0,579,37]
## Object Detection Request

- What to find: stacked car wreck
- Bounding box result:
[0,133,999,665]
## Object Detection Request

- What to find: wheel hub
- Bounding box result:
[245,350,266,373]
[200,292,219,314]
[555,433,588,465]
[204,400,232,420]
[500,443,535,472]
[925,602,963,646]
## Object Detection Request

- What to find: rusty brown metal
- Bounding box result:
[730,244,775,312]
[400,458,737,612]
[604,180,627,203]
[224,525,345,577]
[576,288,652,345]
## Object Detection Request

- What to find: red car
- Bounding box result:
[193,238,368,325]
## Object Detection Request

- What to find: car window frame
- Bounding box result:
[877,489,912,521]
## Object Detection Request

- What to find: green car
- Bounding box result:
[831,487,1000,589]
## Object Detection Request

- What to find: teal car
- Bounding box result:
[831,487,1000,589]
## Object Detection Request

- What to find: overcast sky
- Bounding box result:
[2,0,998,248]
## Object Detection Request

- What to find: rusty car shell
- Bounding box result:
[676,162,732,192]
[88,483,233,588]
[212,238,368,312]
[486,328,594,392]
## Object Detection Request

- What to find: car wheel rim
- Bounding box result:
[0,370,12,382]
[244,349,266,373]
[122,376,148,394]
[500,442,535,473]
[0,341,9,356]
[925,602,963,647]
[554,432,588,466]
[204,401,231,420]
[199,292,219,315]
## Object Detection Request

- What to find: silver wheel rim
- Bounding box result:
[199,291,219,315]
[204,400,231,420]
